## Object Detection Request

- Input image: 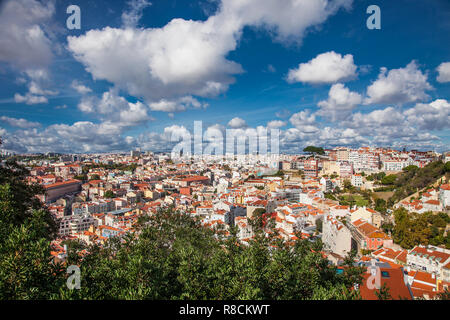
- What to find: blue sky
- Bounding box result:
[0,0,449,154]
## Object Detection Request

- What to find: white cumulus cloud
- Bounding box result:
[0,0,55,70]
[436,62,450,83]
[228,117,247,128]
[287,51,357,84]
[317,83,362,121]
[0,116,41,129]
[67,0,352,104]
[365,61,432,105]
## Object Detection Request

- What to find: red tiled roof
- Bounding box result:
[181,176,209,182]
[424,199,440,205]
[44,179,81,189]
[359,268,412,300]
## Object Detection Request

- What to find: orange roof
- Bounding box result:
[44,179,81,189]
[410,287,439,299]
[359,268,412,300]
[409,246,450,262]
[88,179,102,185]
[181,176,209,182]
[413,271,436,285]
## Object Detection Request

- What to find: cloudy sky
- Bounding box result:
[0,0,449,154]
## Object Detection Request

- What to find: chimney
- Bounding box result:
[432,273,435,279]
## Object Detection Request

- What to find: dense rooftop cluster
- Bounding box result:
[14,146,450,300]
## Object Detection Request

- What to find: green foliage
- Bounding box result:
[274,170,284,177]
[373,186,396,192]
[381,222,394,234]
[263,170,284,178]
[315,219,323,233]
[303,146,325,155]
[104,190,115,198]
[437,288,450,300]
[0,161,366,300]
[366,172,386,182]
[338,194,369,207]
[403,165,419,172]
[73,174,87,181]
[444,161,450,173]
[252,208,266,216]
[375,198,387,214]
[245,174,255,181]
[89,174,101,181]
[375,283,392,300]
[0,162,62,299]
[324,193,337,201]
[391,208,449,249]
[381,174,397,185]
[343,180,353,191]
[389,161,447,204]
[57,210,365,300]
[360,249,374,256]
[0,161,56,237]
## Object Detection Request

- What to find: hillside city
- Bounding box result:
[4,145,450,300]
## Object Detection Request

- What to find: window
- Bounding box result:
[381,271,390,278]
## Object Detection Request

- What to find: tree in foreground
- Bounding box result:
[60,208,366,300]
[1,160,367,300]
[0,160,64,299]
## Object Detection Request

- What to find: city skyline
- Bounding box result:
[0,0,449,155]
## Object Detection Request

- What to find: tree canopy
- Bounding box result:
[391,208,450,249]
[303,146,325,155]
[0,161,367,300]
[0,161,62,299]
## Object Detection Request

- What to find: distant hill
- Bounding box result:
[388,161,449,206]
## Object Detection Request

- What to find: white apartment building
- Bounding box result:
[58,214,95,236]
[441,263,450,283]
[351,174,363,187]
[360,152,380,172]
[444,152,450,164]
[439,184,450,208]
[329,205,350,218]
[407,245,450,276]
[196,205,214,217]
[338,161,353,178]
[349,151,360,170]
[422,200,442,212]
[322,214,352,257]
[383,159,411,171]
[235,216,254,240]
[320,177,333,192]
